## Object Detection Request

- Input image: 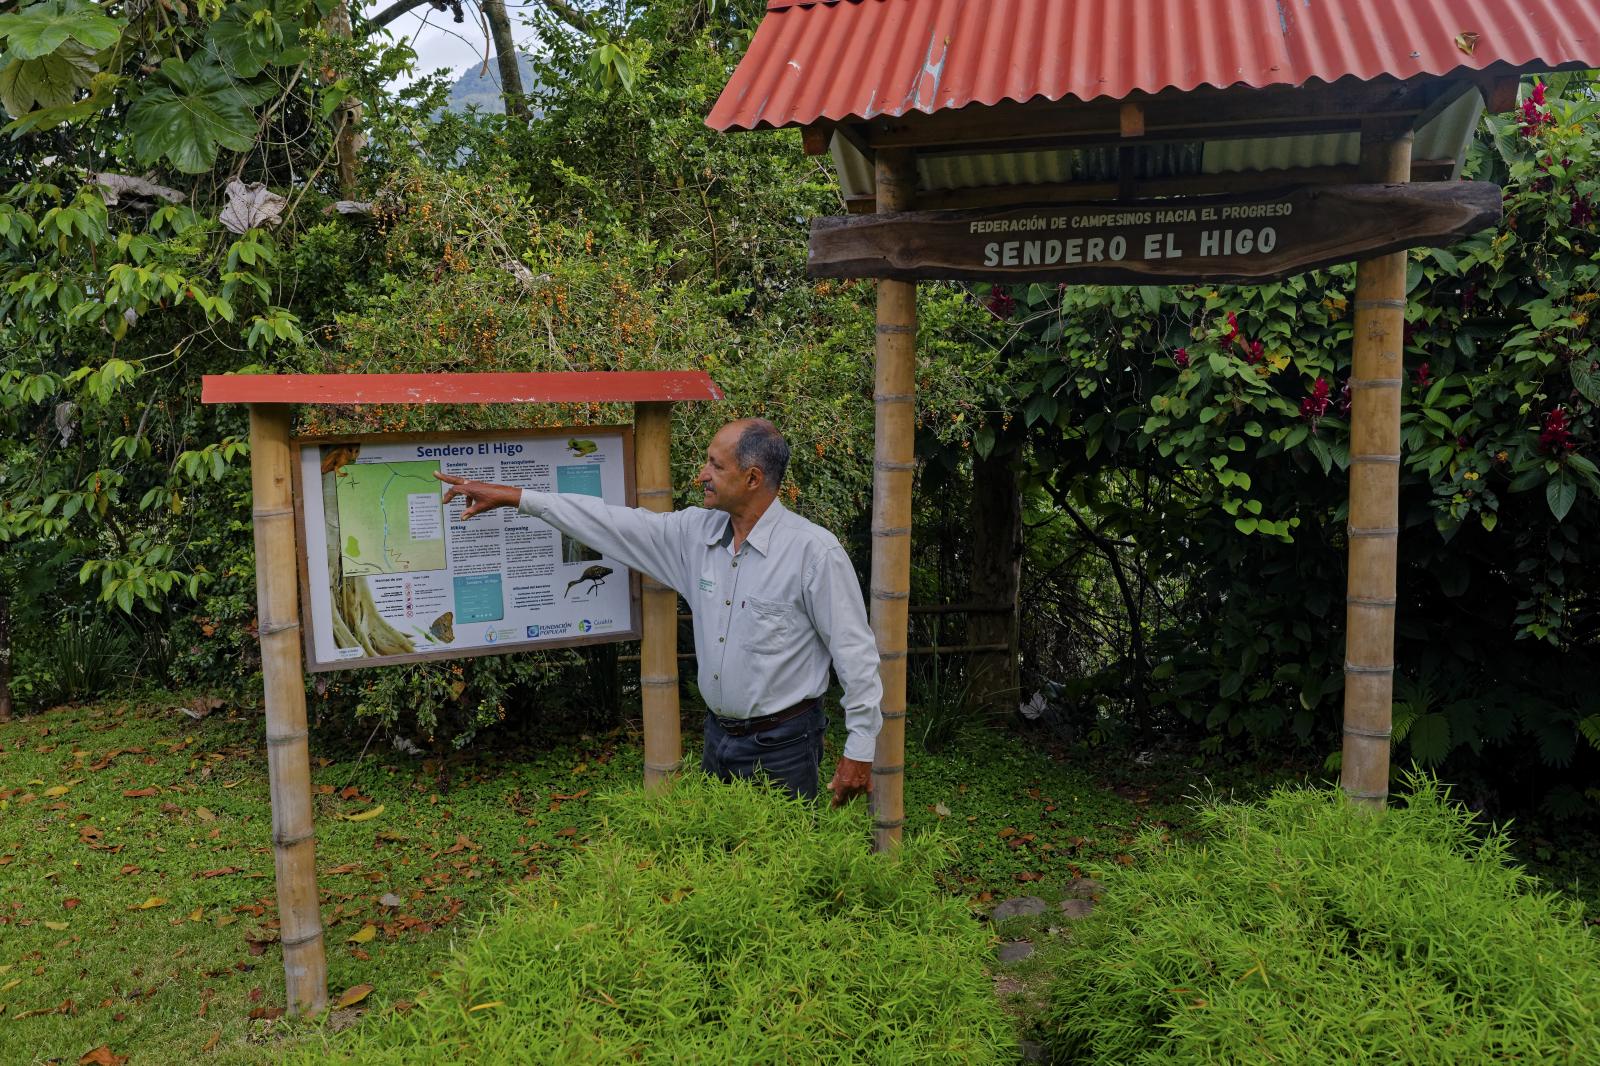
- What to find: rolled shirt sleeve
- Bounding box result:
[803,543,883,763]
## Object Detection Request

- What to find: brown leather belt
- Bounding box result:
[713,698,821,737]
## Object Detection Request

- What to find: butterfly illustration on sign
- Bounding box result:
[413,611,455,646]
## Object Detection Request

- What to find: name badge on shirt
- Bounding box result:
[698,577,714,594]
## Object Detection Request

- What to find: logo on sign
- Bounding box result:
[578,619,593,633]
[525,624,541,638]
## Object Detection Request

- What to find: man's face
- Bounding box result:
[696,422,760,513]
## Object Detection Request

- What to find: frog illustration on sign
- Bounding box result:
[566,438,597,457]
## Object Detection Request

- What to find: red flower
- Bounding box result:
[1173,347,1190,369]
[1519,82,1555,136]
[1538,405,1576,455]
[984,288,1016,319]
[1338,378,1353,416]
[1573,196,1594,228]
[1245,339,1265,365]
[1300,376,1331,424]
[1224,311,1241,345]
[1413,362,1432,389]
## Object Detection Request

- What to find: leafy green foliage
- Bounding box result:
[304,773,1016,1064]
[126,58,278,173]
[982,76,1600,800]
[1045,777,1600,1063]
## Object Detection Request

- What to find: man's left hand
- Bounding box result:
[827,756,872,808]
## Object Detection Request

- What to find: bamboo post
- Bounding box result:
[248,404,327,1015]
[870,149,917,851]
[635,401,681,789]
[1340,127,1413,809]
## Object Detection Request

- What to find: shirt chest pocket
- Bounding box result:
[738,596,794,655]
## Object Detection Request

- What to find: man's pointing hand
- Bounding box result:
[434,472,520,519]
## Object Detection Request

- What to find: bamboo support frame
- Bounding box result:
[1340,129,1413,810]
[249,404,327,1016]
[635,402,681,789]
[870,149,918,851]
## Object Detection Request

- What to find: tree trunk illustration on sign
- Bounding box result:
[321,446,415,656]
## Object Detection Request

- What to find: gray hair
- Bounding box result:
[734,419,790,489]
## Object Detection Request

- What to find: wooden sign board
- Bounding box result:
[808,182,1501,285]
[291,426,641,672]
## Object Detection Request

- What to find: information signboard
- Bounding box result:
[293,427,639,671]
[807,182,1501,286]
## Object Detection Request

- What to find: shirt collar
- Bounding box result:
[703,499,787,555]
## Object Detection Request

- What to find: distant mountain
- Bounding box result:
[445,53,541,115]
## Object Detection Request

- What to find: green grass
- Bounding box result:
[0,697,639,1065]
[296,774,1017,1064]
[1043,777,1600,1064]
[0,693,1306,1063]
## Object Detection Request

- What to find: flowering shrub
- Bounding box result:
[988,75,1600,808]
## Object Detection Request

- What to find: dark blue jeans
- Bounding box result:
[702,704,828,801]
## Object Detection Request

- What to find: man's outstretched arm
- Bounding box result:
[434,473,690,597]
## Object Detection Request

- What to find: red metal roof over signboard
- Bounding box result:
[201,371,724,406]
[708,0,1600,131]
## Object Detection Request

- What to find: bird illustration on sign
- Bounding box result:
[565,565,613,598]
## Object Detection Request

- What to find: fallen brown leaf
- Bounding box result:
[122,787,160,798]
[248,1006,285,1021]
[78,1045,127,1066]
[199,867,242,879]
[334,983,373,1009]
[201,1031,220,1052]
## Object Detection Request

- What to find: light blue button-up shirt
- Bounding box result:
[518,491,883,762]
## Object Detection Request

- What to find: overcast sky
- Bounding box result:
[364,1,549,85]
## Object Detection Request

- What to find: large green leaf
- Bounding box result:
[1407,712,1452,766]
[1572,357,1600,406]
[0,43,96,118]
[1547,473,1577,522]
[0,1,121,60]
[125,57,273,173]
[206,0,284,80]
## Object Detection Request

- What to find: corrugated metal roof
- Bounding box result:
[708,0,1600,132]
[824,85,1483,200]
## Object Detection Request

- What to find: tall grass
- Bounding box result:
[308,774,1016,1064]
[20,614,137,707]
[1045,776,1600,1063]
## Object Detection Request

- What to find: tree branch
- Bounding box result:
[365,0,599,36]
[367,0,434,31]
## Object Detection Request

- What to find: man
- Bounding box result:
[434,418,880,806]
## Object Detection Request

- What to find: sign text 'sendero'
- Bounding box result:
[807,183,1502,285]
